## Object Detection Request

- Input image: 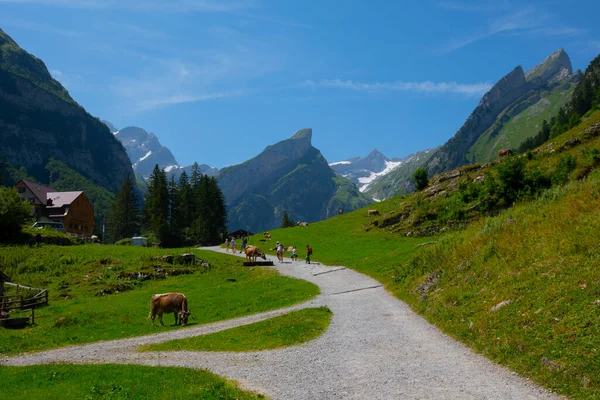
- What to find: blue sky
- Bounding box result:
[1,0,599,168]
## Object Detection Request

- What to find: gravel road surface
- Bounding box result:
[1,246,560,399]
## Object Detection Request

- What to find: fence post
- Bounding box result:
[31,308,35,325]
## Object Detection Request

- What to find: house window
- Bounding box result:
[18,186,26,193]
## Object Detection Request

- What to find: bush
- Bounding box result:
[0,187,32,238]
[497,157,526,205]
[413,167,429,191]
[551,154,577,185]
[115,238,132,246]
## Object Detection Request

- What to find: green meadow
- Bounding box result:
[0,364,264,399]
[142,307,332,352]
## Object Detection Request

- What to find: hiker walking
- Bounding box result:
[291,246,297,262]
[225,238,230,252]
[231,237,237,253]
[276,242,284,262]
[241,237,247,254]
[305,244,313,264]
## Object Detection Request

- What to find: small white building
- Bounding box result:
[132,237,147,247]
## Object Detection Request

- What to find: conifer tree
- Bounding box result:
[280,210,295,228]
[143,164,169,243]
[108,174,140,242]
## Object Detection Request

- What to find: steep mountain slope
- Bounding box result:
[106,121,218,179]
[0,29,134,193]
[426,49,579,175]
[218,128,372,232]
[363,147,438,200]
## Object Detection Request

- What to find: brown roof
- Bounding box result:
[47,191,83,208]
[17,180,55,204]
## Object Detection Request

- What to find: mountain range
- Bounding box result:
[103,122,218,179]
[0,25,587,234]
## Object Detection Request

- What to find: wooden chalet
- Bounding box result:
[15,180,95,236]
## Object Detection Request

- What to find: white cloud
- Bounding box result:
[441,8,586,54]
[303,79,492,97]
[136,91,243,111]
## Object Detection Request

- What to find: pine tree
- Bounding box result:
[174,171,193,245]
[280,210,295,228]
[143,165,169,244]
[108,174,140,242]
[167,175,180,246]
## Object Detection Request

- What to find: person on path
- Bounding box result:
[225,238,230,252]
[305,244,313,264]
[291,246,297,262]
[277,242,283,262]
[231,237,237,253]
[240,237,247,254]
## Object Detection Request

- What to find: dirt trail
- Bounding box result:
[1,247,559,399]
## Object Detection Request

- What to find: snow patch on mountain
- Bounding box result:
[139,151,152,162]
[358,160,404,192]
[329,160,352,166]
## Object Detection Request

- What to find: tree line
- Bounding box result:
[108,162,227,247]
[519,54,600,154]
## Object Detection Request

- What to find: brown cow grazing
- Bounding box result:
[148,293,191,327]
[498,149,513,157]
[246,245,267,262]
[368,209,380,216]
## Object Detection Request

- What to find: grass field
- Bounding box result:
[0,246,318,355]
[0,364,264,399]
[142,307,332,352]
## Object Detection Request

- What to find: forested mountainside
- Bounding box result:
[0,29,133,193]
[426,49,579,176]
[217,128,372,232]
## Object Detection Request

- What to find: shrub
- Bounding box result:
[497,157,526,205]
[551,154,577,185]
[413,167,429,191]
[0,187,32,238]
[115,238,132,246]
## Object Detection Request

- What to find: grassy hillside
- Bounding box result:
[0,246,317,355]
[248,111,600,399]
[468,84,575,162]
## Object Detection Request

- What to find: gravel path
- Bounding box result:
[1,246,560,399]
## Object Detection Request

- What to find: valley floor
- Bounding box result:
[1,248,559,399]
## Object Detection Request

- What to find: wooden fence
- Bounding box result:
[1,283,48,312]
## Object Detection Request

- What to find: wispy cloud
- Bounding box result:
[303,79,492,97]
[136,91,243,111]
[441,7,586,54]
[0,0,254,12]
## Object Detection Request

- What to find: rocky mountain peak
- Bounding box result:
[525,48,573,85]
[290,128,312,142]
